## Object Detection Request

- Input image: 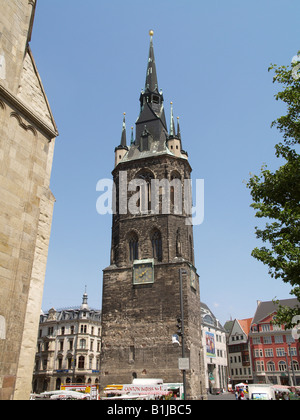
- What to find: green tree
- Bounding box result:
[247,52,300,328]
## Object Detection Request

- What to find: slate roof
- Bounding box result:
[116,32,189,165]
[251,298,299,325]
[145,33,159,93]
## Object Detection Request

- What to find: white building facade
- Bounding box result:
[201,303,228,393]
[32,293,101,394]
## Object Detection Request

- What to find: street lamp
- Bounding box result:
[179,268,187,400]
[284,351,292,386]
[288,343,297,386]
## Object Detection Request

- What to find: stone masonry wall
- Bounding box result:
[0,0,57,400]
[101,154,206,399]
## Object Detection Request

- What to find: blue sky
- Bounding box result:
[32,0,299,324]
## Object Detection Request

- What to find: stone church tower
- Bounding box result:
[100,32,206,399]
[0,1,58,399]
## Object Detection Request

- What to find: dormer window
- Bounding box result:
[152,95,159,104]
[203,314,214,325]
[140,127,152,152]
[140,136,149,152]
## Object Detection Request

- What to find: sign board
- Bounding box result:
[205,332,216,357]
[122,385,168,396]
[178,358,190,370]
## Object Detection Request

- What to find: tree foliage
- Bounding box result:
[247,52,300,327]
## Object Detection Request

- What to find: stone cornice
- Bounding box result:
[0,84,58,140]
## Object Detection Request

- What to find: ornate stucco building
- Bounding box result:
[100,31,206,399]
[32,292,101,394]
[0,0,58,400]
[201,302,228,393]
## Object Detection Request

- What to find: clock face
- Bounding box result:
[133,261,154,285]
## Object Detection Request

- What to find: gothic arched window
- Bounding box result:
[151,230,162,262]
[176,228,182,257]
[170,171,182,214]
[136,170,154,213]
[129,233,139,262]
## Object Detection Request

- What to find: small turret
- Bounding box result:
[167,102,182,157]
[115,113,128,167]
[80,287,90,311]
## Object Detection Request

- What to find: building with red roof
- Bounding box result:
[226,318,253,387]
[249,299,300,386]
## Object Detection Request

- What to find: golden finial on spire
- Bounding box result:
[149,30,154,37]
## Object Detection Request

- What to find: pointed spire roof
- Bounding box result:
[136,30,167,144]
[145,30,159,93]
[120,112,127,147]
[121,30,189,164]
[115,113,128,153]
[177,116,181,139]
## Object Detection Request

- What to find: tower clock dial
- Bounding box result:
[133,259,154,285]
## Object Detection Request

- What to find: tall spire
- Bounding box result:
[145,30,159,93]
[120,112,127,148]
[136,30,167,145]
[130,126,134,145]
